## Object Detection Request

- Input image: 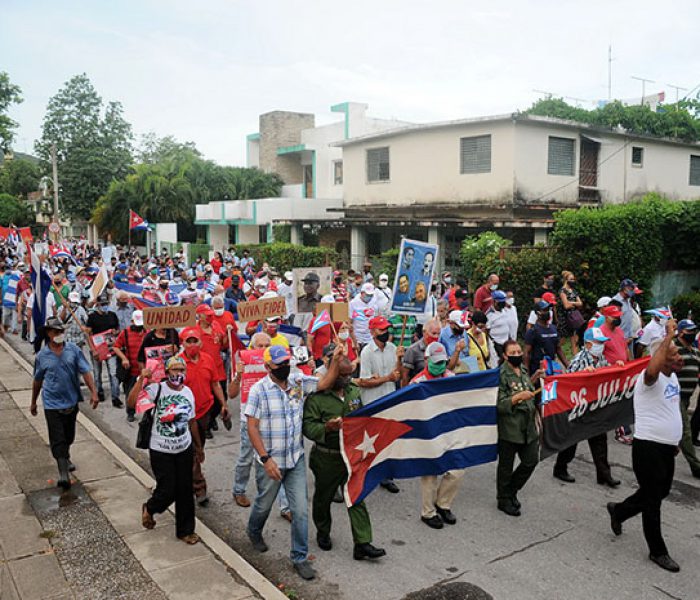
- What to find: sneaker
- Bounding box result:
[293,560,316,580]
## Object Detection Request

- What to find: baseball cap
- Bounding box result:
[620,278,637,289]
[97,293,109,304]
[601,305,622,318]
[302,272,320,283]
[448,310,467,327]
[196,303,214,316]
[165,355,186,371]
[424,342,448,362]
[320,294,335,303]
[284,271,293,281]
[678,319,697,331]
[596,296,612,309]
[584,327,610,343]
[254,278,267,289]
[68,291,80,303]
[264,345,291,365]
[117,263,127,270]
[368,315,390,330]
[180,327,201,342]
[455,289,469,301]
[132,310,144,326]
[535,300,551,311]
[542,291,557,305]
[45,317,65,331]
[491,290,507,301]
[333,270,342,277]
[265,315,282,322]
[361,282,375,295]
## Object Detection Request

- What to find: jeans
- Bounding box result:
[92,355,120,401]
[233,419,254,495]
[248,456,309,563]
[2,307,17,333]
[44,406,78,460]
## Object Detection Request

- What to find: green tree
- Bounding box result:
[0,72,23,153]
[0,158,41,198]
[0,192,34,226]
[35,73,133,220]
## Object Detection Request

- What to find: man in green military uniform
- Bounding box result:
[303,350,386,561]
[496,339,543,517]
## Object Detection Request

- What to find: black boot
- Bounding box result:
[57,458,71,489]
[353,543,386,560]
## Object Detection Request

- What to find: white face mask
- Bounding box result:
[589,343,605,357]
[213,308,224,316]
[506,297,515,306]
[490,284,498,291]
[338,331,350,341]
[52,334,65,344]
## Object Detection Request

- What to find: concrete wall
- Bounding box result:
[343,119,516,208]
[258,111,314,183]
[247,138,260,168]
[237,225,259,246]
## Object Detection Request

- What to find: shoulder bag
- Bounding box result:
[136,383,160,450]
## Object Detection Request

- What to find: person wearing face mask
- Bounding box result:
[331,270,348,303]
[672,320,700,477]
[86,293,122,407]
[523,300,569,376]
[552,328,622,486]
[496,339,541,516]
[180,327,229,506]
[612,278,639,347]
[410,343,466,529]
[211,295,236,331]
[465,311,494,371]
[277,271,296,317]
[60,291,89,349]
[533,271,556,304]
[486,290,515,360]
[128,356,203,545]
[607,320,685,573]
[636,309,669,358]
[114,291,134,331]
[473,273,499,313]
[374,273,392,315]
[401,318,442,386]
[30,318,98,490]
[349,282,379,348]
[526,291,556,331]
[113,311,147,422]
[557,270,584,355]
[303,351,387,560]
[598,303,632,365]
[439,310,470,373]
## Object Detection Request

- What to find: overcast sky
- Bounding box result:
[3,0,699,165]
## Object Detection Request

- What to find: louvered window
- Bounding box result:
[548,136,575,176]
[460,135,491,174]
[690,155,700,186]
[367,147,390,182]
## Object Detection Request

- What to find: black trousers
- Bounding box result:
[691,403,700,444]
[613,438,675,557]
[124,375,137,417]
[44,406,78,460]
[147,445,195,538]
[554,432,611,479]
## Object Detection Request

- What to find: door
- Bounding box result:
[579,139,600,202]
[304,165,313,198]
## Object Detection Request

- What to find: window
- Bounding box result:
[258,225,269,244]
[333,160,343,185]
[547,136,575,176]
[367,147,390,182]
[460,135,491,174]
[632,146,644,167]
[690,155,700,186]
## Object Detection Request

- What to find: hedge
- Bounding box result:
[671,291,700,322]
[229,242,337,273]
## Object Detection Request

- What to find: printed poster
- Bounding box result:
[390,238,439,315]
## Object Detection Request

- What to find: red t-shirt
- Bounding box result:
[210,258,222,274]
[197,323,226,380]
[114,327,146,376]
[213,311,235,332]
[308,322,333,360]
[600,323,628,364]
[183,351,217,419]
[473,285,493,313]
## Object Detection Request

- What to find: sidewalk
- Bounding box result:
[0,339,285,600]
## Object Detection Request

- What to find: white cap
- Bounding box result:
[68,291,80,303]
[132,310,144,326]
[254,278,267,289]
[379,273,389,282]
[361,282,375,295]
[448,310,467,327]
[284,271,293,281]
[261,291,278,299]
[596,296,612,309]
[321,294,335,303]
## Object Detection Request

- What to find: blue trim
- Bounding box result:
[331,102,350,139]
[277,144,306,155]
[246,133,260,140]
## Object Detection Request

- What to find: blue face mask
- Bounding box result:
[168,373,185,387]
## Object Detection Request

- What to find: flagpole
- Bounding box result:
[128,210,131,252]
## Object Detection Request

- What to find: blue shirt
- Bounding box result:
[439,325,470,361]
[34,342,92,410]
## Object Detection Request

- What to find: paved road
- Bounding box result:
[7,336,699,600]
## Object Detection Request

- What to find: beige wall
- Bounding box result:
[343,120,516,208]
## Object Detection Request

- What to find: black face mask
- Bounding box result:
[270,363,291,381]
[681,333,696,343]
[612,317,622,327]
[334,277,342,284]
[332,375,352,391]
[451,326,462,335]
[507,355,523,367]
[131,325,143,332]
[537,311,550,321]
[376,331,390,343]
[495,302,506,310]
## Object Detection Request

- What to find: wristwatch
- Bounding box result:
[260,454,271,464]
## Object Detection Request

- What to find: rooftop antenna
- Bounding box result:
[666,83,688,108]
[631,75,655,105]
[533,89,556,100]
[608,45,615,100]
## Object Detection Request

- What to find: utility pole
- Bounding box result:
[631,76,655,105]
[608,45,613,101]
[50,144,60,241]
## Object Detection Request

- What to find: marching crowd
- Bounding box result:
[1,238,698,579]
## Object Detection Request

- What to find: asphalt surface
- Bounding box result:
[8,335,700,600]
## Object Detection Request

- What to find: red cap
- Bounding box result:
[369,316,390,330]
[196,303,214,315]
[333,270,342,276]
[180,327,201,342]
[601,305,622,318]
[634,287,643,294]
[542,292,557,304]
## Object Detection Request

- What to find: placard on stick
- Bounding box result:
[143,305,197,329]
[314,302,349,322]
[237,296,287,322]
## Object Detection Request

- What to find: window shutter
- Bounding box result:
[460,135,491,174]
[548,137,575,176]
[367,147,390,182]
[690,155,700,186]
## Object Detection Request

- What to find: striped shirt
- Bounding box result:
[244,372,318,469]
[674,339,699,399]
[2,271,20,308]
[567,348,609,373]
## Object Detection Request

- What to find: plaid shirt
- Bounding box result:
[61,306,88,346]
[567,348,609,373]
[244,372,318,469]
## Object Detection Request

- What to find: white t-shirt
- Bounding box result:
[349,295,380,345]
[359,340,398,404]
[638,319,666,347]
[146,382,196,454]
[277,282,295,317]
[633,370,682,446]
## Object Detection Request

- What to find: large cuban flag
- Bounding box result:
[340,369,499,506]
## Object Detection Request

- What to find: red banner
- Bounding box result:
[540,357,650,458]
[91,330,116,361]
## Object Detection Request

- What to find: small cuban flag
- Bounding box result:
[542,380,558,404]
[351,309,369,322]
[129,209,151,231]
[310,309,331,333]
